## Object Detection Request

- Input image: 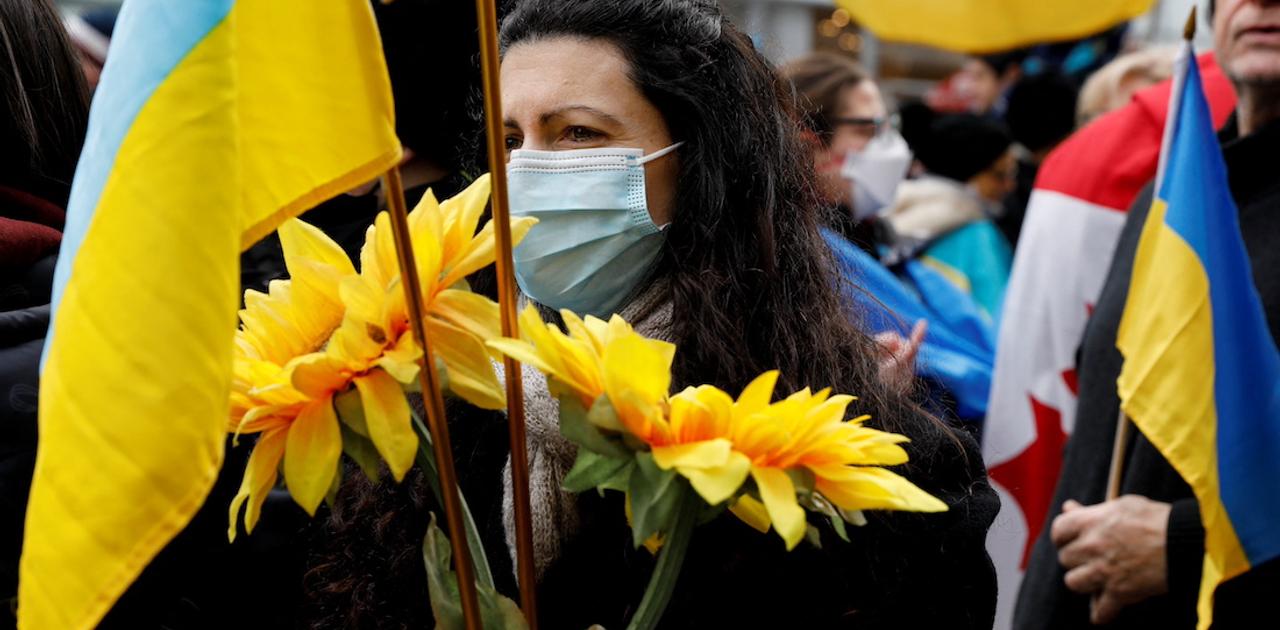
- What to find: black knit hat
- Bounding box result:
[901,102,1013,182]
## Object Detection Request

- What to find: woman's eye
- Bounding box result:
[565,126,601,143]
[504,135,523,151]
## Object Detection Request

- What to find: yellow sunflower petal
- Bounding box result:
[669,385,734,443]
[441,215,536,289]
[651,438,732,470]
[729,494,772,534]
[486,338,557,377]
[439,174,490,263]
[283,397,343,516]
[734,370,779,417]
[427,318,506,410]
[409,188,445,253]
[433,289,501,342]
[355,369,418,481]
[680,450,751,506]
[377,332,422,384]
[751,466,807,550]
[811,465,948,513]
[278,218,356,278]
[602,333,674,418]
[228,427,287,541]
[286,353,352,398]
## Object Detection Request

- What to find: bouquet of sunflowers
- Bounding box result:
[225,177,945,629]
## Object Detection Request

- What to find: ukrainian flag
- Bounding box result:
[836,0,1153,53]
[20,1,400,628]
[1116,43,1280,629]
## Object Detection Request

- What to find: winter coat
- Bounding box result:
[883,176,1013,321]
[1014,115,1280,629]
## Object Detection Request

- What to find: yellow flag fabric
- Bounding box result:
[19,1,399,628]
[836,0,1155,53]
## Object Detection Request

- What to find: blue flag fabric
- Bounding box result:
[825,230,995,422]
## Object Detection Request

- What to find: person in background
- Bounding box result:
[889,104,1016,321]
[63,9,114,92]
[782,52,999,428]
[1016,0,1280,626]
[0,0,90,620]
[954,52,1026,116]
[1000,71,1080,247]
[1077,45,1178,126]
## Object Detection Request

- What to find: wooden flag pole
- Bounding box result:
[473,0,540,624]
[383,166,483,630]
[1104,410,1132,501]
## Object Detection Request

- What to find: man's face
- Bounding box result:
[1214,0,1280,86]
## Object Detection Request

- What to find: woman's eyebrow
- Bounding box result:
[539,104,623,127]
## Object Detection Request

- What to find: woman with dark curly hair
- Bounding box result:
[308,1,999,627]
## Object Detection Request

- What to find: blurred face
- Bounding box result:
[814,79,888,207]
[1214,0,1280,87]
[501,37,679,225]
[969,149,1018,204]
[955,59,1001,114]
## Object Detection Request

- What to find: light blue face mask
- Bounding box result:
[506,142,681,317]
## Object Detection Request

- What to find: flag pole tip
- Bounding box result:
[1184,6,1198,41]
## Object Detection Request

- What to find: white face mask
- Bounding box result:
[506,143,681,317]
[840,130,913,221]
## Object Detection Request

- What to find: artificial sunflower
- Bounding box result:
[490,305,947,550]
[228,176,535,540]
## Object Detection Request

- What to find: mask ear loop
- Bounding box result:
[636,141,685,165]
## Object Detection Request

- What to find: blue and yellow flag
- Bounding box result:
[836,0,1154,53]
[1116,43,1280,630]
[20,1,400,627]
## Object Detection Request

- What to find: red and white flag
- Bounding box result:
[983,53,1235,629]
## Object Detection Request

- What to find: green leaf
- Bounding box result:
[421,516,530,630]
[323,460,343,510]
[840,507,868,527]
[829,513,850,542]
[334,387,369,437]
[628,453,682,549]
[805,524,823,549]
[786,467,817,497]
[586,395,625,432]
[624,489,699,630]
[562,450,633,494]
[410,411,494,589]
[559,395,630,458]
[339,422,383,483]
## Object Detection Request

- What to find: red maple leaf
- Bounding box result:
[988,395,1069,569]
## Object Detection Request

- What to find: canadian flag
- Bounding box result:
[983,53,1235,629]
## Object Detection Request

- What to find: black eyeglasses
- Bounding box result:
[829,114,899,138]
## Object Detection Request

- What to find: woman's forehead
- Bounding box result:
[501,37,644,124]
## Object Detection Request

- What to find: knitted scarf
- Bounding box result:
[501,280,673,580]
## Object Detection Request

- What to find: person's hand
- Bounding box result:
[874,319,926,394]
[1051,495,1172,625]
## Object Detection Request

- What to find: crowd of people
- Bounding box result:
[2,0,1278,627]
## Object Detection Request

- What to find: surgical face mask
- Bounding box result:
[840,130,912,221]
[506,142,681,317]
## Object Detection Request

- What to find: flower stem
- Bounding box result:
[625,486,700,630]
[412,411,495,590]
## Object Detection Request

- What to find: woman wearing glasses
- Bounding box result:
[784,53,999,428]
